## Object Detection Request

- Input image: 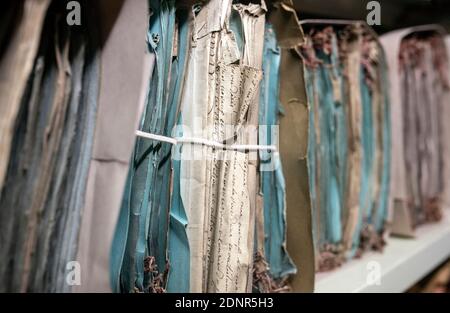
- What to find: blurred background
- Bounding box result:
[294,0,450,33]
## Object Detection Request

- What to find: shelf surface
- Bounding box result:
[315,209,450,293]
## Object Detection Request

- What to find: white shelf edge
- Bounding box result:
[314,209,450,293]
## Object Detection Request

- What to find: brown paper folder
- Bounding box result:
[270,0,315,292]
